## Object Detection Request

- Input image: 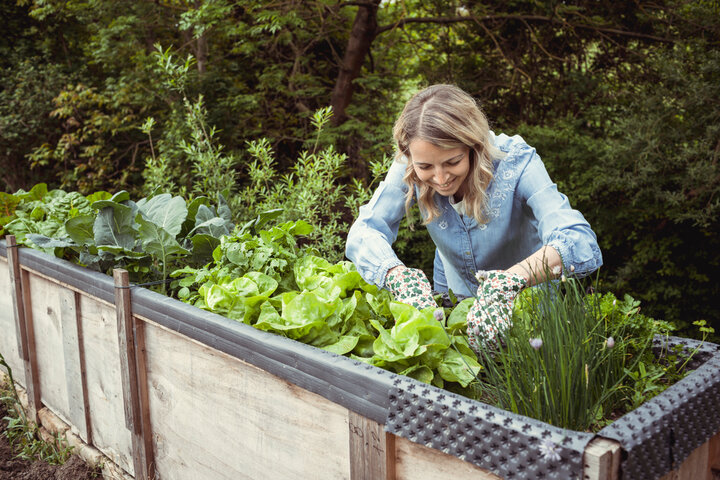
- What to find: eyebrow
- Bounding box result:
[413,152,465,166]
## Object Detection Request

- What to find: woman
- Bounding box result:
[345,84,602,353]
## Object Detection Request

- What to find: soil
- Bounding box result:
[0,402,99,480]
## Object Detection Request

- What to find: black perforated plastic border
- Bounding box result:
[598,336,720,480]
[386,375,595,479]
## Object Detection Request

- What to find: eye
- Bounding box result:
[447,160,461,166]
[415,164,431,170]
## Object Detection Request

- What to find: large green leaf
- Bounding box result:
[92,190,130,210]
[0,191,20,220]
[17,183,48,202]
[437,348,481,388]
[447,298,474,332]
[25,234,76,249]
[65,215,95,245]
[136,193,187,236]
[191,204,232,237]
[93,202,137,250]
[136,214,189,259]
[190,233,220,263]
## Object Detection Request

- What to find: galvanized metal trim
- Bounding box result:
[0,240,394,423]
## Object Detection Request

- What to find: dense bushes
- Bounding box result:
[1,0,718,337]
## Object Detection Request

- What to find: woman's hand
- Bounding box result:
[466,270,527,353]
[385,265,437,310]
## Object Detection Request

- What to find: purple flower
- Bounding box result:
[539,439,562,462]
[433,309,445,322]
[606,336,615,348]
[529,338,543,350]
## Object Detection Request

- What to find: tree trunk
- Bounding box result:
[330,0,380,126]
[196,34,208,74]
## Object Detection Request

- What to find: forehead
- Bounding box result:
[408,139,467,164]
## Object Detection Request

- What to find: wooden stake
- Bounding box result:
[349,411,395,480]
[584,437,621,480]
[114,269,154,480]
[6,235,42,423]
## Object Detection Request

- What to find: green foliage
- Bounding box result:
[3,0,719,344]
[173,217,313,298]
[476,275,683,431]
[3,184,233,291]
[233,108,369,262]
[517,36,720,338]
[171,222,480,388]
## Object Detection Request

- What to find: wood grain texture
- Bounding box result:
[26,273,71,427]
[658,431,720,480]
[394,435,503,480]
[0,256,25,386]
[131,315,154,480]
[59,287,90,442]
[6,237,27,363]
[142,320,351,480]
[584,437,621,480]
[114,269,154,480]
[349,410,393,480]
[78,293,134,474]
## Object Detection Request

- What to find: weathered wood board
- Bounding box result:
[394,435,502,480]
[659,431,720,480]
[25,273,71,428]
[78,293,134,475]
[142,320,352,480]
[0,258,25,385]
[23,271,91,442]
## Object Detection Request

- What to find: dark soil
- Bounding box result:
[0,402,99,480]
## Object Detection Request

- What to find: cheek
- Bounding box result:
[413,166,431,181]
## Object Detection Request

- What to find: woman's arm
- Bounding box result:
[345,159,410,288]
[505,245,562,287]
[515,145,603,278]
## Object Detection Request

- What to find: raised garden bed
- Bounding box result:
[1,237,719,480]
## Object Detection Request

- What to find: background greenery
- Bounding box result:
[2,0,718,339]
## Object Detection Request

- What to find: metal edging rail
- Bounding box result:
[0,239,395,424]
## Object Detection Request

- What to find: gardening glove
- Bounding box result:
[385,265,437,311]
[466,270,527,353]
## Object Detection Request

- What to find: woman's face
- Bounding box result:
[409,139,471,198]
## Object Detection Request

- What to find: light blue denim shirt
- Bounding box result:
[345,132,603,297]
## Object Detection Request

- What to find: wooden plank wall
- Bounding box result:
[142,320,352,480]
[77,292,134,474]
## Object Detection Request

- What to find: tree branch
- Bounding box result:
[375,14,675,43]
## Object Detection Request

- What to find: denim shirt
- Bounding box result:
[345,132,603,297]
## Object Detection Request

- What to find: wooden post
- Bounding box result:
[583,437,621,480]
[349,411,395,480]
[114,269,154,480]
[710,431,720,479]
[6,235,42,423]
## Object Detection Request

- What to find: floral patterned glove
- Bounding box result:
[385,265,437,310]
[466,270,527,353]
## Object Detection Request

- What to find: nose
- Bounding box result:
[433,168,449,185]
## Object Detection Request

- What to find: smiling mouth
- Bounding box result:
[436,179,454,188]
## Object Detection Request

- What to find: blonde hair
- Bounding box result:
[393,84,503,224]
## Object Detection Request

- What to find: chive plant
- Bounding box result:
[476,272,648,431]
